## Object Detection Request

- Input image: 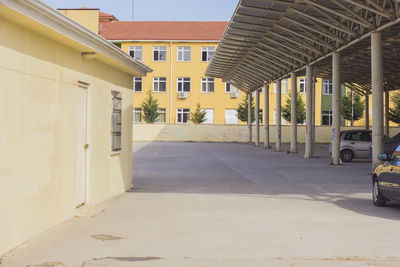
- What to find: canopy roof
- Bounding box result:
[205,0,400,95]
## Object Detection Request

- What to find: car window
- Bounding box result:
[344,132,370,141]
[392,144,400,166]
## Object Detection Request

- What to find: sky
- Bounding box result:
[42,0,238,21]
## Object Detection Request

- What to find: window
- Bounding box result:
[321,110,332,125]
[201,78,214,93]
[273,79,288,94]
[201,109,214,124]
[299,78,307,94]
[282,79,288,94]
[202,47,215,62]
[323,80,333,95]
[177,108,190,124]
[133,77,142,92]
[177,77,191,92]
[129,46,142,60]
[225,83,238,93]
[111,90,122,152]
[156,108,166,123]
[177,46,191,62]
[273,109,288,125]
[258,109,263,124]
[153,46,167,61]
[225,109,238,124]
[153,77,167,92]
[392,144,400,166]
[344,131,371,141]
[133,108,142,123]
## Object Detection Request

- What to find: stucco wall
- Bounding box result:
[0,14,133,254]
[133,124,400,144]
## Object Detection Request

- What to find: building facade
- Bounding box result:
[62,9,397,128]
[0,0,151,255]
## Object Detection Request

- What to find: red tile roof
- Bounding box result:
[99,21,228,41]
[99,11,119,21]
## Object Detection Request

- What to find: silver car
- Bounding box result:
[339,130,372,162]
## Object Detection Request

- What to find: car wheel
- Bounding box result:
[373,178,386,207]
[340,149,353,162]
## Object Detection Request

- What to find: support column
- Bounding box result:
[385,90,390,137]
[371,31,384,170]
[290,72,297,154]
[365,94,369,129]
[276,80,282,152]
[255,90,260,147]
[264,84,271,148]
[305,65,313,158]
[332,52,341,165]
[248,92,253,145]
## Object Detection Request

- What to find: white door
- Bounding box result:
[76,82,88,207]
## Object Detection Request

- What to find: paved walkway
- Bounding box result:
[3,142,400,266]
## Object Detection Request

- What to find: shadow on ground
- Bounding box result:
[131,142,400,221]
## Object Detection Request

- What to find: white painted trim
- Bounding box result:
[1,0,152,75]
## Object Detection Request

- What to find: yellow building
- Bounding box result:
[62,9,394,128]
[0,0,151,255]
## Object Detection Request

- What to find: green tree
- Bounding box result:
[190,103,207,124]
[237,94,255,123]
[281,93,306,124]
[341,92,364,123]
[389,92,400,125]
[141,90,160,123]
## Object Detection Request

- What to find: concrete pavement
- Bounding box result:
[3,142,400,266]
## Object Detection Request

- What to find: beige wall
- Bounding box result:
[58,9,99,33]
[0,13,133,254]
[132,124,400,144]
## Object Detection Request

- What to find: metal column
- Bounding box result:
[371,31,384,170]
[248,92,253,145]
[255,90,260,147]
[290,72,297,154]
[365,94,370,130]
[264,84,271,148]
[305,65,313,158]
[276,80,282,152]
[332,52,341,165]
[385,91,390,137]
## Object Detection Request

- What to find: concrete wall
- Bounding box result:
[0,11,133,254]
[133,124,400,144]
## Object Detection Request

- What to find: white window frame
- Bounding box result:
[133,108,142,123]
[177,46,191,62]
[281,79,288,94]
[111,90,122,152]
[299,78,307,94]
[201,47,215,62]
[156,108,166,123]
[323,80,333,95]
[176,108,190,124]
[201,108,214,124]
[129,46,142,61]
[322,110,333,125]
[153,77,167,92]
[133,77,142,92]
[177,77,191,92]
[153,46,167,61]
[225,109,238,124]
[201,78,215,93]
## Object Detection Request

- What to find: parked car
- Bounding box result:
[372,144,400,206]
[338,130,372,162]
[382,132,400,157]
